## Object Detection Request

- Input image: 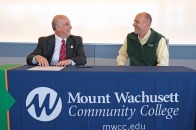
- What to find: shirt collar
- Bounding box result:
[55,34,66,43]
[138,29,151,41]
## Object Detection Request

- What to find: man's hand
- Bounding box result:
[35,55,49,67]
[56,59,72,66]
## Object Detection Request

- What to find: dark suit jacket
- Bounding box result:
[26,34,86,66]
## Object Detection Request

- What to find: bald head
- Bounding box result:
[51,15,72,39]
[137,12,152,26]
[133,12,152,38]
[52,15,69,31]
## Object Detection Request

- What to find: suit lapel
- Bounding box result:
[46,35,55,62]
[66,36,74,58]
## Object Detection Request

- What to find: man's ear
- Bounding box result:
[55,25,60,31]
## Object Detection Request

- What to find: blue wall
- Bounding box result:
[0,43,196,69]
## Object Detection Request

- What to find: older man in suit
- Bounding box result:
[26,15,86,67]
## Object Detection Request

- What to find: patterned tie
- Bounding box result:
[59,39,66,61]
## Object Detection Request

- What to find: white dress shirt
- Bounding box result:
[33,34,75,66]
[50,35,66,65]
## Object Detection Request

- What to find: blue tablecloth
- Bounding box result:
[8,66,196,130]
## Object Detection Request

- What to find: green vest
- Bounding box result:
[127,29,163,66]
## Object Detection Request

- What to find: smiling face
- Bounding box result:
[52,15,72,39]
[132,13,151,38]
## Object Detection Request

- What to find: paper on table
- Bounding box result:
[28,66,64,71]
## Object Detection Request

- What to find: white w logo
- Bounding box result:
[26,87,62,122]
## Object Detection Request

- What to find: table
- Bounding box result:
[0,64,21,130]
[7,65,196,130]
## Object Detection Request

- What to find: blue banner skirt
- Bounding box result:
[7,66,196,130]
